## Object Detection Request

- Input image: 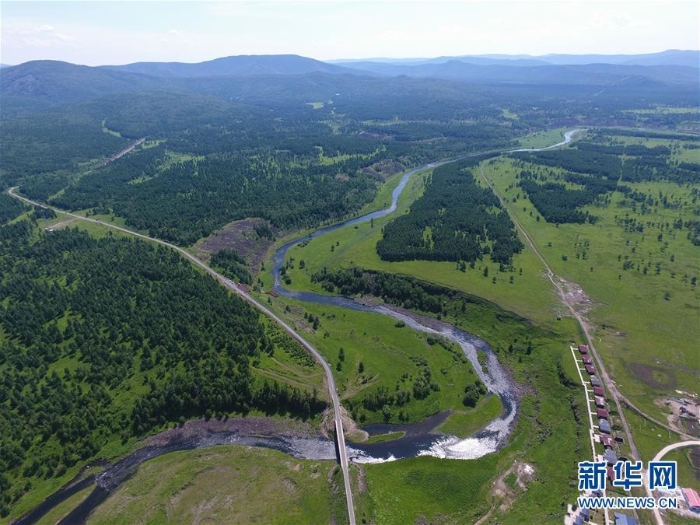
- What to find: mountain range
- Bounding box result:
[329,49,700,68]
[1,51,698,117]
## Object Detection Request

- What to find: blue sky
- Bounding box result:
[1,1,698,66]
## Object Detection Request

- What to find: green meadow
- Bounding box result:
[88,447,339,525]
[258,294,485,425]
[479,141,699,418]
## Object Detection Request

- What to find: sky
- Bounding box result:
[1,1,699,66]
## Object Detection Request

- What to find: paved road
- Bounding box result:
[647,440,700,524]
[8,188,357,525]
[652,440,700,463]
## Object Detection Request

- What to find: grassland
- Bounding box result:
[262,246,587,523]
[479,139,699,418]
[364,455,497,524]
[257,294,484,425]
[316,145,382,166]
[515,127,571,149]
[88,446,340,525]
[437,394,503,438]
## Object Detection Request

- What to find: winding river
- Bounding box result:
[270,129,582,463]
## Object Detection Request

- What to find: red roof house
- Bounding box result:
[600,434,614,448]
[597,408,609,419]
[578,344,589,354]
[593,386,605,397]
[682,488,700,512]
[607,466,616,481]
[586,365,597,375]
[582,356,593,365]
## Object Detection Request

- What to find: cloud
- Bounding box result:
[161,28,192,46]
[6,21,77,48]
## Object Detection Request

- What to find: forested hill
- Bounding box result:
[0,220,325,517]
[0,60,170,108]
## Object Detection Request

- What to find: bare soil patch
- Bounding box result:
[655,397,700,435]
[477,461,536,524]
[145,417,321,448]
[195,218,278,273]
[683,419,700,438]
[555,275,595,316]
[359,160,406,180]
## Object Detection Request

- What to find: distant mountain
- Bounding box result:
[332,56,549,67]
[0,64,12,69]
[335,60,699,86]
[2,53,697,119]
[101,54,362,78]
[330,50,700,68]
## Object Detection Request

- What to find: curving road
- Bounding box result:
[648,440,700,524]
[7,188,358,525]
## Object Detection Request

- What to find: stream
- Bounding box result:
[270,129,581,463]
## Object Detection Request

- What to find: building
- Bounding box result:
[614,512,638,525]
[604,449,617,465]
[590,376,601,387]
[597,408,609,419]
[585,365,597,375]
[607,466,616,481]
[593,386,605,397]
[582,356,593,365]
[682,487,700,513]
[599,434,614,448]
[600,419,612,434]
[595,396,606,408]
[578,344,589,354]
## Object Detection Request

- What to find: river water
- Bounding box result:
[269,129,581,462]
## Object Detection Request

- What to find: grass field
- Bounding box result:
[257,294,485,425]
[437,394,503,438]
[515,127,572,149]
[364,455,497,524]
[479,142,699,418]
[88,446,340,525]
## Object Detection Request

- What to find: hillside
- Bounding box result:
[100,54,361,78]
